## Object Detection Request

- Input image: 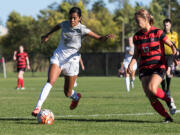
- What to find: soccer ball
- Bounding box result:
[37,109,54,125]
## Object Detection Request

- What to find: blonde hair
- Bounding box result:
[135,9,154,25]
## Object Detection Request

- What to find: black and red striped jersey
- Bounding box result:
[133,26,168,71]
[16,52,28,68]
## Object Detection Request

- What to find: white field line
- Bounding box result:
[0,110,180,119]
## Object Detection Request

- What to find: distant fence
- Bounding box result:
[80,52,124,76]
[6,52,125,76]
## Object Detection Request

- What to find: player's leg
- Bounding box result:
[141,76,173,122]
[124,67,130,92]
[130,69,136,89]
[64,75,81,110]
[17,70,21,89]
[148,73,176,115]
[19,70,25,89]
[32,64,61,116]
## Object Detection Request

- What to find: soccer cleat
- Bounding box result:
[169,97,176,115]
[70,93,81,110]
[166,97,176,115]
[16,87,20,90]
[164,117,173,123]
[21,87,25,90]
[32,107,40,117]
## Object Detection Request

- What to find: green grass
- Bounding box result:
[0,75,180,135]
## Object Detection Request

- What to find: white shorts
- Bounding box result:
[123,60,137,71]
[50,53,80,76]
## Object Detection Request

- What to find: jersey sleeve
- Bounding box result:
[58,21,65,28]
[175,32,178,48]
[159,30,168,43]
[81,25,91,36]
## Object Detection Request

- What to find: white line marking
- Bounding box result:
[0,110,180,119]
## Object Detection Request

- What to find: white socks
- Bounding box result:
[70,90,79,101]
[125,77,130,92]
[36,82,52,108]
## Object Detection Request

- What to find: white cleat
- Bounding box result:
[169,97,176,115]
[21,87,25,90]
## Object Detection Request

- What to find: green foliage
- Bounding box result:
[1,0,180,71]
[149,2,165,29]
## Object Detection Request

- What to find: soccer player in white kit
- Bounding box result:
[32,7,114,116]
[123,37,137,92]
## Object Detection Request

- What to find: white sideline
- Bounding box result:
[0,110,180,119]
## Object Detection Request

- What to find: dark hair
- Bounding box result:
[135,9,154,25]
[69,7,81,17]
[163,18,172,25]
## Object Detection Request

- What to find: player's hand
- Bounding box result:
[100,34,115,41]
[14,51,17,55]
[41,35,49,43]
[127,64,133,74]
[172,45,177,55]
[27,65,31,70]
[81,65,85,71]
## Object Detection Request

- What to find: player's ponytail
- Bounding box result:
[149,15,154,25]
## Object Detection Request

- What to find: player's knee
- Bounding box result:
[148,83,157,94]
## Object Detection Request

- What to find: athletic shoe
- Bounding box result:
[21,87,25,90]
[70,93,81,110]
[16,87,20,90]
[169,97,176,115]
[166,97,176,115]
[164,117,173,123]
[32,107,40,117]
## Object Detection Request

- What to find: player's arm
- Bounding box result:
[26,56,30,70]
[80,57,85,71]
[128,50,134,56]
[175,33,178,48]
[128,46,139,74]
[13,51,17,61]
[87,31,115,41]
[41,24,61,43]
[164,38,177,55]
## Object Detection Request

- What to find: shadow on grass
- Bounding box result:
[0,117,173,124]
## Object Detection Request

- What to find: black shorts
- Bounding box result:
[17,68,26,72]
[165,55,174,67]
[139,68,166,80]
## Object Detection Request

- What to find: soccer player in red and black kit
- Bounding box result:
[13,45,30,90]
[128,9,177,123]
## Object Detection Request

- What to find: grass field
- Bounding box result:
[0,74,180,135]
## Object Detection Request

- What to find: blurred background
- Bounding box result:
[0,0,180,76]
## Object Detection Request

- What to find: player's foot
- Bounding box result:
[32,107,40,117]
[21,87,25,90]
[164,117,173,123]
[70,93,81,110]
[16,87,20,90]
[166,97,176,115]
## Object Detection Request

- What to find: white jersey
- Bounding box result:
[50,21,91,76]
[54,21,91,63]
[123,45,137,70]
[124,45,134,62]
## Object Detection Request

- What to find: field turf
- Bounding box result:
[0,74,180,135]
